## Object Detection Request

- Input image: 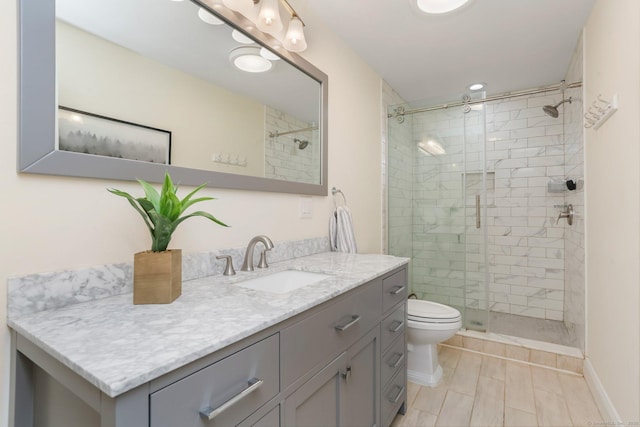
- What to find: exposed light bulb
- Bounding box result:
[257,0,283,34]
[283,16,307,52]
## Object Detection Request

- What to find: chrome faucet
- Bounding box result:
[241,235,274,271]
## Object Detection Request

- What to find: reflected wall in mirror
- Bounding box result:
[19,0,328,195]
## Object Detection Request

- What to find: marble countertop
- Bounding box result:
[8,252,408,398]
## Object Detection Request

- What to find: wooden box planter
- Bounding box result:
[133,249,182,304]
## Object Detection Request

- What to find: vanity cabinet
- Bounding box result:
[11,265,408,427]
[150,334,280,427]
[380,269,408,427]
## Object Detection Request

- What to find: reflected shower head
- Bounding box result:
[543,97,573,118]
[294,138,309,150]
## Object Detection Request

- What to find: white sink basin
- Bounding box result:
[235,270,332,294]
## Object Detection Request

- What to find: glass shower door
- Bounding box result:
[461,99,489,331]
[387,97,489,332]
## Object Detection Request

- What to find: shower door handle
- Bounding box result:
[475,194,481,229]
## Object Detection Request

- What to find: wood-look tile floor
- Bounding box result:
[392,346,604,427]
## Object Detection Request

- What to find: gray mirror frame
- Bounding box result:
[18,0,328,195]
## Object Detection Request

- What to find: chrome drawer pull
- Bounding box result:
[389,285,406,295]
[334,314,361,331]
[388,352,405,369]
[199,378,263,421]
[387,385,405,404]
[388,320,404,333]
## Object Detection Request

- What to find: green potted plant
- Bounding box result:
[108,172,228,304]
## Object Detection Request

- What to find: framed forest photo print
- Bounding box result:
[57,107,171,164]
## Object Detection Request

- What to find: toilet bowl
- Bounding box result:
[407,299,462,387]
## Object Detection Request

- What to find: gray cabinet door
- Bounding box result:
[284,352,346,427]
[343,327,380,427]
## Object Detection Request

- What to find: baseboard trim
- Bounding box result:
[583,357,623,424]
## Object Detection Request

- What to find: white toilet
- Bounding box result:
[407,299,462,387]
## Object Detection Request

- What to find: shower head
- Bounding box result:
[294,138,309,150]
[542,97,573,118]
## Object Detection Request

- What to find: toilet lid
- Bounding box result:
[408,299,461,321]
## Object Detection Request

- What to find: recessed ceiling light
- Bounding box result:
[260,47,281,61]
[415,0,471,14]
[198,8,224,25]
[229,46,272,73]
[231,29,255,44]
[468,82,485,91]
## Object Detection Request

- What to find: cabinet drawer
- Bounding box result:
[281,280,381,388]
[381,334,406,388]
[382,268,408,313]
[150,334,279,427]
[381,366,407,427]
[381,303,406,351]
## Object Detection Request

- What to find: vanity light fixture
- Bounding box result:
[257,0,283,34]
[283,15,307,52]
[198,7,225,25]
[222,0,253,11]
[229,46,273,73]
[223,0,308,53]
[415,0,471,14]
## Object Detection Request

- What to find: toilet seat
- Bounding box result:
[408,299,461,323]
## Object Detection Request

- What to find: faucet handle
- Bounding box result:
[257,250,270,269]
[216,255,236,276]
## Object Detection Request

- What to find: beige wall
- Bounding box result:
[0,0,383,423]
[585,0,640,421]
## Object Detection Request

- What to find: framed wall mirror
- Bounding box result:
[19,0,328,195]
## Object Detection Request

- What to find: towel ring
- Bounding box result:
[331,187,347,207]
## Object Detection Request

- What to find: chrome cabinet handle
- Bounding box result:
[334,314,361,331]
[389,320,404,333]
[387,385,405,404]
[389,285,406,295]
[199,378,263,421]
[387,352,405,369]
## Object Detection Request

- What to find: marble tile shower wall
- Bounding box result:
[563,36,585,351]
[483,93,567,321]
[264,107,320,184]
[409,91,573,321]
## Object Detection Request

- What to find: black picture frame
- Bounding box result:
[57,106,172,165]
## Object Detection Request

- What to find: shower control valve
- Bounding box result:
[556,204,574,226]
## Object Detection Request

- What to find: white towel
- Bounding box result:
[329,205,358,253]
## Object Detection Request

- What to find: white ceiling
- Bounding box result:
[306,0,595,104]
